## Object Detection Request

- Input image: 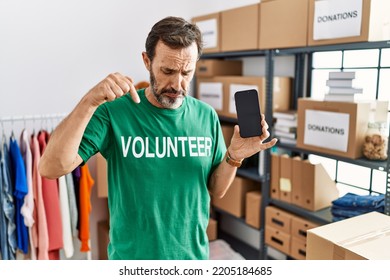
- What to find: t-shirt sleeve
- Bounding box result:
[78,104,111,164]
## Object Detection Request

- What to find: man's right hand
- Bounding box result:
[86,72,141,107]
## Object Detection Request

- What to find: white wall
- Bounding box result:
[189,0,260,17]
[0,0,193,117]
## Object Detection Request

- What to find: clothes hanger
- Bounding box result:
[0,120,5,154]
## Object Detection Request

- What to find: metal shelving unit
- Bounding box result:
[200,40,390,260]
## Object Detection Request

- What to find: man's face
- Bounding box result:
[144,41,198,109]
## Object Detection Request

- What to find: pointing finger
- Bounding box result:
[125,76,140,103]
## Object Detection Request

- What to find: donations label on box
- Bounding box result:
[303,109,350,152]
[313,0,363,40]
[196,18,218,49]
[198,82,223,111]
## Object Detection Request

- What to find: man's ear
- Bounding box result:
[142,52,151,71]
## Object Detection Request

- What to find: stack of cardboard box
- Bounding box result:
[192,0,390,53]
[265,206,320,259]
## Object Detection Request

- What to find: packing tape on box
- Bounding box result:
[332,226,390,259]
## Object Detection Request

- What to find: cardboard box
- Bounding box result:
[265,206,293,234]
[307,212,390,260]
[259,0,309,49]
[192,12,221,53]
[98,220,109,260]
[308,0,390,46]
[265,226,291,255]
[221,4,260,52]
[291,216,319,241]
[297,159,339,211]
[291,156,302,206]
[196,77,225,115]
[279,154,292,203]
[270,153,280,200]
[219,76,292,118]
[96,153,108,198]
[212,176,259,217]
[290,237,307,260]
[207,218,218,241]
[196,59,242,77]
[245,190,262,229]
[296,98,371,159]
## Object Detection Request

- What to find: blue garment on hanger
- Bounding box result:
[9,137,29,254]
[0,147,9,259]
[1,141,17,259]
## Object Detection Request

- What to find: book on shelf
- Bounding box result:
[274,129,296,139]
[277,137,297,146]
[274,123,297,133]
[275,118,297,127]
[273,110,297,120]
[258,152,265,177]
[326,79,355,88]
[324,93,357,102]
[327,86,363,94]
[328,71,356,80]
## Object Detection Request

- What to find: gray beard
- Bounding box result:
[150,72,186,109]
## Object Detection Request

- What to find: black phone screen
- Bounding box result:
[234,89,262,138]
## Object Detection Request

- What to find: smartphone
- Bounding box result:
[234,89,262,138]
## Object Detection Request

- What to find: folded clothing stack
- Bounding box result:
[331,192,385,222]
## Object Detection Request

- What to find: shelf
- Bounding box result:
[237,167,264,183]
[201,40,390,260]
[218,115,238,124]
[201,49,267,59]
[276,142,387,171]
[212,206,248,224]
[274,40,390,55]
[270,199,333,225]
[201,41,390,58]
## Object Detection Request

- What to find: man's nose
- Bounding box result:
[170,74,183,91]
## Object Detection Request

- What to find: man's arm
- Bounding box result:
[208,115,277,198]
[39,73,139,179]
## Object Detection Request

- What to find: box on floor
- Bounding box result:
[307,211,390,260]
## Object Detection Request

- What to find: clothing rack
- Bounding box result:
[0,113,67,123]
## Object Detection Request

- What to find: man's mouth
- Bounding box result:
[164,92,180,98]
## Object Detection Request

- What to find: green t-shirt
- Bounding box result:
[78,89,226,259]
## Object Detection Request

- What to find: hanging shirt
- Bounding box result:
[19,129,36,259]
[78,164,94,252]
[38,130,63,260]
[9,136,29,254]
[65,173,78,237]
[72,167,81,232]
[30,134,49,260]
[58,176,74,258]
[0,140,9,259]
[1,140,17,260]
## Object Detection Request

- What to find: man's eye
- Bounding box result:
[163,70,173,75]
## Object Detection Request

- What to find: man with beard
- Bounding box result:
[39,16,277,260]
